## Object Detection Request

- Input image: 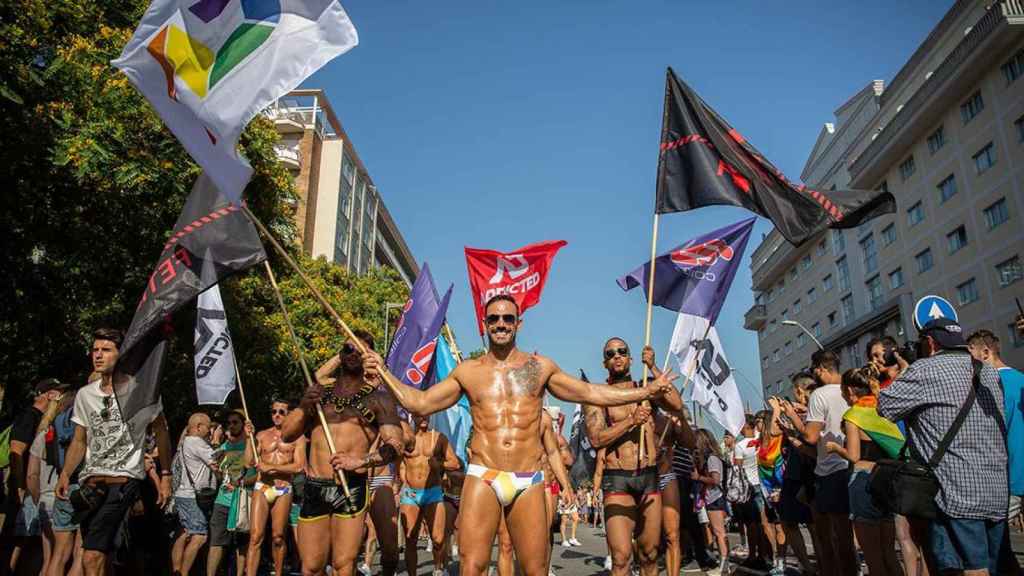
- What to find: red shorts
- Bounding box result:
[547,481,560,496]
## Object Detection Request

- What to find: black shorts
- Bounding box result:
[814,469,851,515]
[601,467,658,501]
[779,481,812,524]
[79,479,140,553]
[299,474,369,521]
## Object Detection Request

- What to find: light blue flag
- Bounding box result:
[429,335,472,465]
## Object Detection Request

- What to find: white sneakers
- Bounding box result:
[426,541,433,553]
[357,563,372,576]
[604,556,613,571]
[706,558,730,576]
[569,538,582,546]
[561,540,572,548]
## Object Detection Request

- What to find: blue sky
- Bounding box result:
[304,1,950,422]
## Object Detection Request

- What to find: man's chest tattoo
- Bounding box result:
[507,357,542,396]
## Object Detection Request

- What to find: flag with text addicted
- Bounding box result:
[465,240,567,334]
[194,284,237,405]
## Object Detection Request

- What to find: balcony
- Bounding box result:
[744,304,767,331]
[274,143,301,169]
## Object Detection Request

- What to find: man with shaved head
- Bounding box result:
[172,412,219,576]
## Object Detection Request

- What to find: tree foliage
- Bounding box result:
[0,1,408,432]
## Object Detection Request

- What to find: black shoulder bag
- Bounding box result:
[183,449,219,517]
[868,358,981,520]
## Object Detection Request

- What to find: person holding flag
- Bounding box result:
[361,294,678,576]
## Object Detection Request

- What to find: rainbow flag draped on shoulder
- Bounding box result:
[757,434,784,495]
[843,396,905,458]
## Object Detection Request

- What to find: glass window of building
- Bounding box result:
[984,198,1009,229]
[823,274,834,291]
[882,223,896,247]
[960,91,984,124]
[973,142,996,175]
[807,287,816,304]
[812,322,822,339]
[837,256,851,292]
[832,229,846,254]
[816,240,826,257]
[789,267,798,281]
[996,256,1022,287]
[1002,48,1024,84]
[793,299,801,315]
[956,278,979,305]
[860,233,877,275]
[946,225,968,253]
[773,349,780,363]
[1016,115,1024,143]
[907,201,924,227]
[841,295,855,325]
[927,126,945,154]
[801,255,812,271]
[785,341,793,356]
[937,174,957,203]
[797,333,806,349]
[770,319,777,333]
[828,311,838,330]
[866,275,883,312]
[899,156,916,181]
[1009,323,1024,349]
[889,268,904,289]
[915,248,934,274]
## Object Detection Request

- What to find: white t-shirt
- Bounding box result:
[174,436,217,498]
[29,431,58,503]
[71,379,163,481]
[733,436,760,486]
[806,383,850,476]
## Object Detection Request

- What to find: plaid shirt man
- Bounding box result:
[878,351,1007,520]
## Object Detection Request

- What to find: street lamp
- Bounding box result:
[382,301,406,354]
[781,319,824,351]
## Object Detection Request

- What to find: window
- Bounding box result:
[828,311,838,330]
[984,198,1010,229]
[812,322,822,339]
[889,268,904,289]
[866,275,883,312]
[823,274,834,291]
[770,319,777,333]
[793,299,802,315]
[797,333,806,349]
[860,234,877,274]
[973,142,996,174]
[807,287,817,304]
[877,181,889,194]
[938,174,957,203]
[816,240,827,257]
[777,279,786,293]
[773,349,780,363]
[907,201,924,227]
[956,278,979,305]
[785,341,793,356]
[789,268,798,281]
[961,91,984,124]
[899,156,916,181]
[1009,324,1024,349]
[857,220,873,239]
[927,126,945,154]
[916,248,934,274]
[996,256,1023,287]
[947,226,968,253]
[758,328,765,340]
[882,224,897,247]
[837,256,851,292]
[841,295,855,325]
[1002,48,1024,84]
[801,255,812,271]
[767,288,775,303]
[781,308,788,320]
[1016,115,1024,143]
[832,229,846,254]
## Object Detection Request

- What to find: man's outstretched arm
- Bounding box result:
[548,362,677,406]
[363,351,462,416]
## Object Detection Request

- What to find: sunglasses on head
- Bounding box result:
[604,347,630,360]
[271,408,288,416]
[485,314,518,326]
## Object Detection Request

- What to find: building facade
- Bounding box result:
[264,89,419,286]
[746,0,1024,399]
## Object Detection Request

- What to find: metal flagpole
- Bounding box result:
[638,213,660,468]
[262,259,351,498]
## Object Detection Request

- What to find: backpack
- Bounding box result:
[726,458,751,504]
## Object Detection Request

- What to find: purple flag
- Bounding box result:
[617,217,755,325]
[386,264,453,390]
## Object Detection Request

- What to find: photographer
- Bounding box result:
[878,319,1007,576]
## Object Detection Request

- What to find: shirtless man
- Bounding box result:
[281,330,405,576]
[400,415,462,576]
[653,409,694,576]
[245,399,307,576]
[584,340,683,576]
[362,294,676,576]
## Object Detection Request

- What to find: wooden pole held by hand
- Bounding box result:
[232,355,260,466]
[639,213,660,468]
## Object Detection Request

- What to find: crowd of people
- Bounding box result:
[0,298,1021,576]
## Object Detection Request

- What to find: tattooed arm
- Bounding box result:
[583,404,648,449]
[546,357,677,406]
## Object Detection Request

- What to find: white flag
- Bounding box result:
[668,313,745,435]
[195,285,236,405]
[112,0,358,202]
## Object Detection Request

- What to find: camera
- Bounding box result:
[882,340,918,366]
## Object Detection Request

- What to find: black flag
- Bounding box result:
[116,173,267,422]
[568,369,598,488]
[656,67,895,246]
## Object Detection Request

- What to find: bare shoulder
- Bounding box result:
[530,353,558,376]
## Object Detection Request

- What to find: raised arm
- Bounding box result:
[548,362,676,406]
[642,347,683,412]
[362,351,462,416]
[315,354,342,386]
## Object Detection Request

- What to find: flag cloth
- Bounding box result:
[655,68,895,246]
[386,264,453,390]
[465,240,567,334]
[757,434,784,496]
[668,314,745,435]
[194,284,237,405]
[617,217,754,326]
[429,335,472,465]
[117,173,267,421]
[113,0,358,201]
[843,397,905,458]
[568,371,599,489]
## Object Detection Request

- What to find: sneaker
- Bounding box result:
[451,544,459,559]
[631,566,639,576]
[433,570,444,576]
[561,540,571,548]
[604,556,613,571]
[734,546,749,558]
[426,541,433,553]
[358,563,372,576]
[569,538,582,546]
[548,570,556,576]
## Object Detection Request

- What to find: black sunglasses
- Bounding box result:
[271,408,287,416]
[604,347,630,360]
[485,314,518,326]
[341,342,359,356]
[100,395,113,421]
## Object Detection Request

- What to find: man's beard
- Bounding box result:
[607,366,631,383]
[340,363,363,377]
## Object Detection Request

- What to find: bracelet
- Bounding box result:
[160,471,172,476]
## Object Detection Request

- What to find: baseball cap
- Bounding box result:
[34,378,70,395]
[919,317,967,349]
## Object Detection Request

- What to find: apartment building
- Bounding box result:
[746,0,1024,398]
[263,89,419,286]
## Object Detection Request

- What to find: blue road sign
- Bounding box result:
[913,295,958,330]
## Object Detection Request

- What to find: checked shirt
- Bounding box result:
[878,351,1008,520]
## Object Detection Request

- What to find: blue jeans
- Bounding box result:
[929,514,1005,573]
[175,496,209,535]
[52,484,80,532]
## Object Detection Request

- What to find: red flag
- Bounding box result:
[465,240,567,334]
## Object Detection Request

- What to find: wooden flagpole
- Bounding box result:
[262,260,350,498]
[638,212,660,468]
[444,323,463,364]
[232,355,260,466]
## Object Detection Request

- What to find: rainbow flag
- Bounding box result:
[757,434,784,494]
[843,397,905,458]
